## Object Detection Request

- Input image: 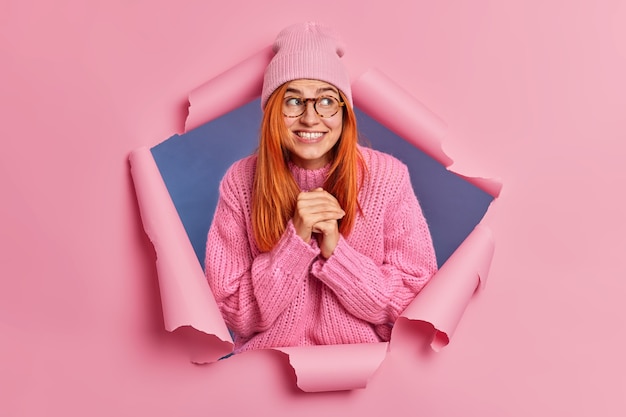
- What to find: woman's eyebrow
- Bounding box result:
[316,87,339,96]
[285,87,303,95]
[284,87,340,96]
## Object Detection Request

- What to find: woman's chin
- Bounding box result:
[289,150,331,169]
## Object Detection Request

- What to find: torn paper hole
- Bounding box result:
[129,49,501,392]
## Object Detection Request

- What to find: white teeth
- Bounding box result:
[297,132,323,139]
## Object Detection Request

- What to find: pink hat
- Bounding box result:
[261,22,352,109]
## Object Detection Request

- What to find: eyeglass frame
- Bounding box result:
[282,95,346,119]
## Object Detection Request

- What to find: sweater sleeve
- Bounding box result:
[310,163,437,326]
[205,162,320,338]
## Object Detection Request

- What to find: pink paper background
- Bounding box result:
[1,0,625,415]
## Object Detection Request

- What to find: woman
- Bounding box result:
[205,22,437,353]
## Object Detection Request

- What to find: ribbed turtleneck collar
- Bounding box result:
[288,161,330,191]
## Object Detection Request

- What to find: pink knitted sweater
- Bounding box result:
[205,146,437,352]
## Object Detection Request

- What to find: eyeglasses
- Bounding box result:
[282,96,345,118]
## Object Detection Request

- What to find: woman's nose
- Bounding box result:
[300,101,319,124]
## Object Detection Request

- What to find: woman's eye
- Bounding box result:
[318,97,334,107]
[285,97,302,106]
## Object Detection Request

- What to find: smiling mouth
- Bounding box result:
[295,131,324,142]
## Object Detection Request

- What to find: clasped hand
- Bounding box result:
[293,188,345,259]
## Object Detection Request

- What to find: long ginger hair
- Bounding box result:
[252,83,364,252]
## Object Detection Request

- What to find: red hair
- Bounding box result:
[252,83,365,252]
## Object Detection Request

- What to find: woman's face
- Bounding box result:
[281,79,343,170]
